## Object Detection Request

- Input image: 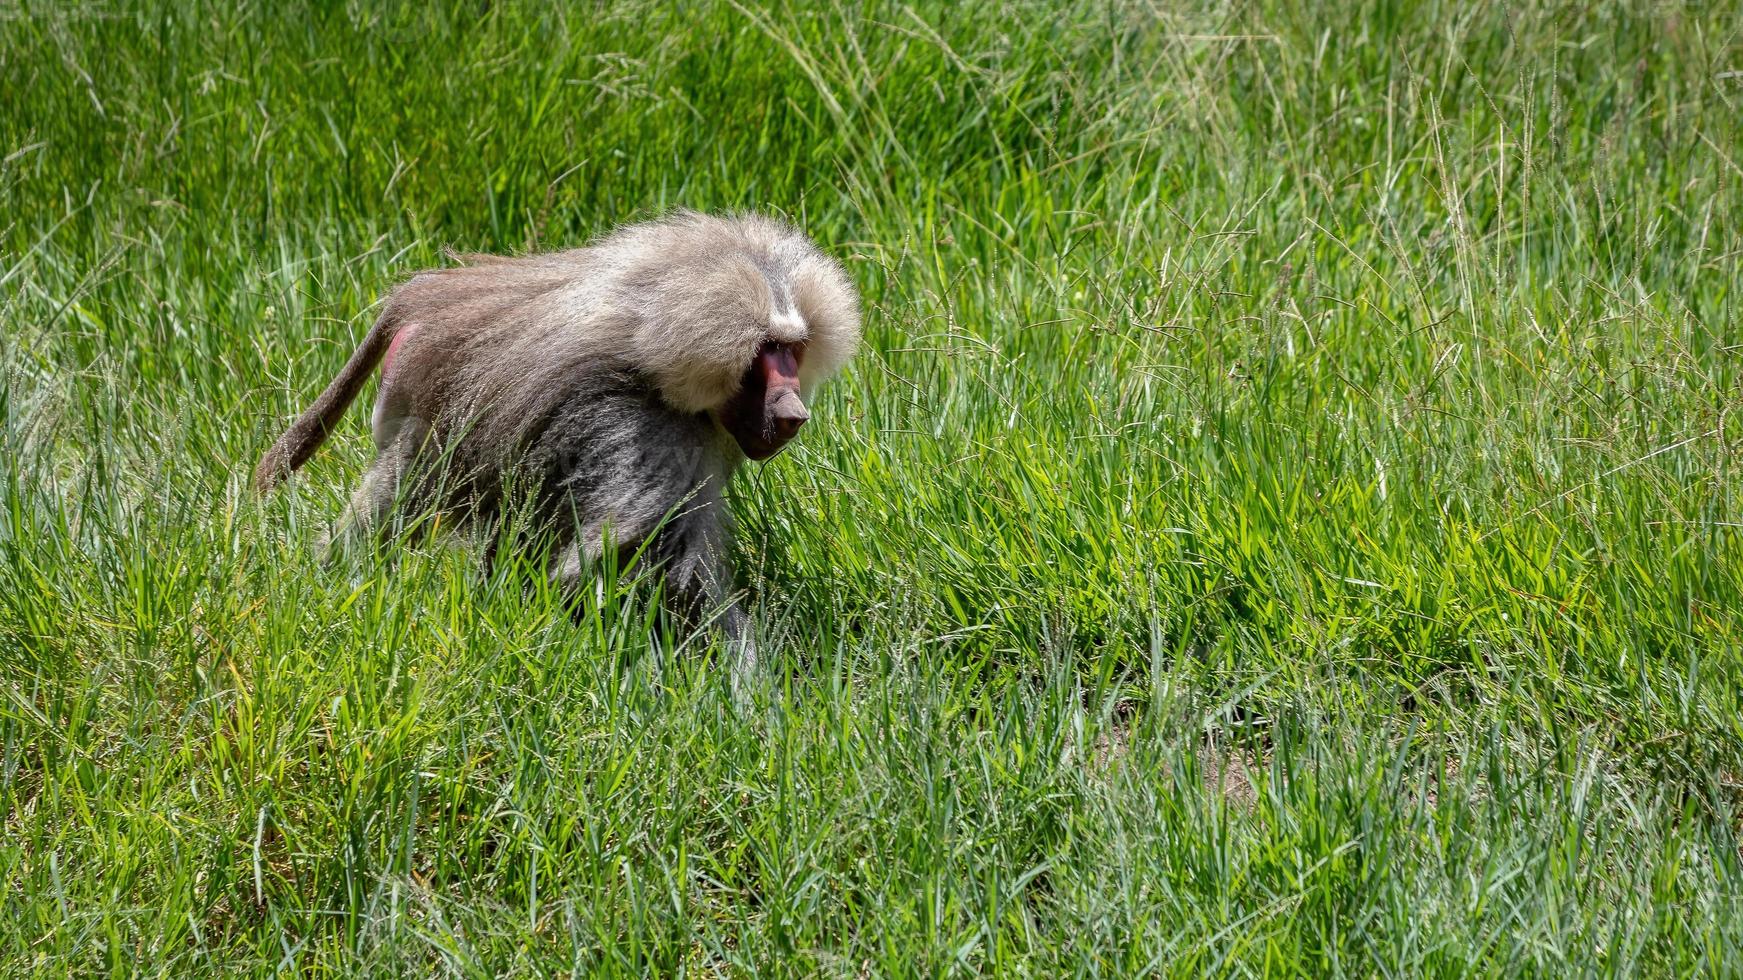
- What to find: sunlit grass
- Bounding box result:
[2,0,1741,974]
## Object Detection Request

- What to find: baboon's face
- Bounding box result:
[715,340,809,460]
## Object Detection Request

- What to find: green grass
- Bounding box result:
[3,0,1741,974]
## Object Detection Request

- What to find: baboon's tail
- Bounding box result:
[253,305,403,493]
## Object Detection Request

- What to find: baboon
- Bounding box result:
[254,210,862,679]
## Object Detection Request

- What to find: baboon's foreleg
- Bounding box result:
[547,484,758,694]
[652,501,758,693]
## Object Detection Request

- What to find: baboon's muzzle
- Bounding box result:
[720,341,807,460]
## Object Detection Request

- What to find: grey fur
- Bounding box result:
[254,211,861,681]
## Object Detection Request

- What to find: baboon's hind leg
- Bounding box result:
[319,417,429,563]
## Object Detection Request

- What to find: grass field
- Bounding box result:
[3,0,1742,974]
